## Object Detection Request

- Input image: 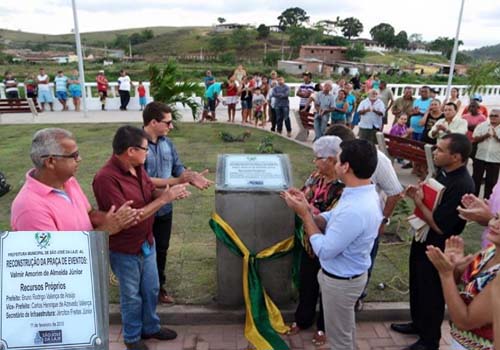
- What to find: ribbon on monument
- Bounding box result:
[209,213,304,350]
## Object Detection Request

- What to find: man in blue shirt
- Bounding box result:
[282,139,382,350]
[142,101,213,304]
[203,81,226,122]
[410,86,432,141]
[54,70,68,111]
[270,77,292,137]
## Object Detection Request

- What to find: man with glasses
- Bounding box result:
[11,128,139,232]
[142,101,212,304]
[92,125,191,350]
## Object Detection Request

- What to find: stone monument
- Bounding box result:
[215,154,295,307]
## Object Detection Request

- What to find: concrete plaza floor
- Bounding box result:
[108,321,454,350]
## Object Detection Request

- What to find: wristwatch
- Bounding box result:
[381,217,391,225]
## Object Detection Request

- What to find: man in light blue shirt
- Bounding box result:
[410,86,432,141]
[54,70,68,111]
[282,138,382,350]
[142,101,213,305]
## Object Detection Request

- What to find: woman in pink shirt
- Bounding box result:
[463,101,487,141]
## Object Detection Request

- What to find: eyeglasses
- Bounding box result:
[159,120,173,127]
[313,156,327,161]
[490,114,499,118]
[41,150,80,160]
[134,145,149,152]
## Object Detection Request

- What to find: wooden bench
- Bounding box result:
[0,98,40,122]
[376,132,435,180]
[293,109,315,142]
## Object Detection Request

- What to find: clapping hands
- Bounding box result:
[280,188,310,218]
[426,236,474,277]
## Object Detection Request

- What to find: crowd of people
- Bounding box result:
[5,64,500,350]
[2,68,147,112]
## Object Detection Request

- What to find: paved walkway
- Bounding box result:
[109,322,454,350]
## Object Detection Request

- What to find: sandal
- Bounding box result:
[285,322,300,335]
[312,330,326,347]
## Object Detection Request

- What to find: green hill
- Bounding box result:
[0,27,202,46]
[466,43,500,61]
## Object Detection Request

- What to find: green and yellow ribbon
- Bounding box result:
[209,213,304,350]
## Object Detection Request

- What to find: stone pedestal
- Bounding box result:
[214,154,294,307]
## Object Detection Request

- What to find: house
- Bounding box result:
[298,45,347,65]
[430,63,468,76]
[269,25,282,33]
[278,58,333,77]
[214,23,249,32]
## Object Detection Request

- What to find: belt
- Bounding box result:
[322,269,363,280]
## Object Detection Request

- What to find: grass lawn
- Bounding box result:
[0,123,485,304]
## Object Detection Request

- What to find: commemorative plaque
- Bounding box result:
[0,231,108,350]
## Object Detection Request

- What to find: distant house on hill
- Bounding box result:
[278,58,333,76]
[269,25,282,33]
[299,45,348,65]
[214,23,250,32]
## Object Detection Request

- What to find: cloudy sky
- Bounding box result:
[1,0,498,50]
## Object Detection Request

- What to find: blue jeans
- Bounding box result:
[110,244,161,343]
[275,106,291,133]
[314,113,328,141]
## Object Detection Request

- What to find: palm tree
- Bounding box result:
[149,61,204,120]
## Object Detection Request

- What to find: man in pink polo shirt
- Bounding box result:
[11,128,139,232]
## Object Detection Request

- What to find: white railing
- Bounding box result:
[1,82,500,111]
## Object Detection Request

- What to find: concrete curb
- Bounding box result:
[109,302,411,325]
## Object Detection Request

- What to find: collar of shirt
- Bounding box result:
[25,169,73,197]
[110,154,143,176]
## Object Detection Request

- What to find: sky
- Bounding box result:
[1,0,499,50]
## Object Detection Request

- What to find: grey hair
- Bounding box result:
[30,128,74,168]
[313,136,343,158]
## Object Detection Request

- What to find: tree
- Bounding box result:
[393,31,409,49]
[217,17,226,24]
[466,62,500,96]
[277,7,309,29]
[346,43,366,60]
[257,24,270,39]
[337,17,363,40]
[141,29,154,41]
[369,23,395,47]
[277,7,309,59]
[288,26,322,56]
[321,36,350,46]
[149,61,204,120]
[409,33,423,43]
[113,34,129,50]
[208,34,228,52]
[429,36,463,58]
[230,28,252,50]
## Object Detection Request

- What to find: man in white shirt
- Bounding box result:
[428,102,467,140]
[357,89,386,144]
[472,109,500,199]
[37,67,54,112]
[117,70,133,111]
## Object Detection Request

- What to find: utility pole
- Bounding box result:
[445,0,466,100]
[71,0,87,117]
